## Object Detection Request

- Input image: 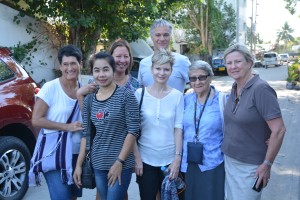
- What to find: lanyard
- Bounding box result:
[193,87,211,143]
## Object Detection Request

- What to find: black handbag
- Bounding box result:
[81,152,95,189]
[81,94,96,189]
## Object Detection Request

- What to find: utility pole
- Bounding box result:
[254,0,258,54]
[236,0,239,43]
[250,0,254,54]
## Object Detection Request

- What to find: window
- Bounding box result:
[264,54,276,58]
[0,59,15,82]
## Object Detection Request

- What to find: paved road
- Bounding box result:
[23,65,300,200]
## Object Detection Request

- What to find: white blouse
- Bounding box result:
[135,87,184,166]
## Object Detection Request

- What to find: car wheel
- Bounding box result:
[0,136,31,200]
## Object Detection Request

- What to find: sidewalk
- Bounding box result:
[261,83,300,200]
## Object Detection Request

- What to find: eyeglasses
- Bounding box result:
[189,75,209,82]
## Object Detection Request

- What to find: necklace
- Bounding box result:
[149,85,170,99]
[236,73,253,97]
[232,74,253,114]
[114,75,128,86]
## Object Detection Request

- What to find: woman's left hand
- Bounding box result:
[107,160,123,187]
[168,155,181,180]
[255,163,271,188]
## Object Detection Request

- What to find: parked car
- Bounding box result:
[253,56,263,68]
[0,47,39,200]
[212,57,227,74]
[279,53,290,64]
[262,52,282,68]
[129,39,153,78]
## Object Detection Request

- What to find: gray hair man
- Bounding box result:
[138,19,190,93]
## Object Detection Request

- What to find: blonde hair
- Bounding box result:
[152,49,174,67]
[224,43,254,66]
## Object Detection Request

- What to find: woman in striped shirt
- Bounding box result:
[73,52,140,200]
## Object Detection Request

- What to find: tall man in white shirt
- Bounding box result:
[138,19,190,93]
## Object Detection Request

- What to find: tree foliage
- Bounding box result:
[284,0,299,14]
[168,0,236,58]
[276,21,295,52]
[6,0,179,64]
[277,22,294,44]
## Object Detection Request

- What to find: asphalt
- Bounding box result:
[23,65,300,200]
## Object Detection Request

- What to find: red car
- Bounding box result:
[0,47,39,200]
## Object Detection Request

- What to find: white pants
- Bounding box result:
[224,155,262,200]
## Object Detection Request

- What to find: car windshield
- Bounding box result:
[264,54,276,58]
[213,59,224,64]
[280,55,288,58]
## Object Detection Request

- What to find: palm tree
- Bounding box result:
[276,22,294,50]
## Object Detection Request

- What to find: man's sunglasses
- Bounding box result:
[189,75,209,82]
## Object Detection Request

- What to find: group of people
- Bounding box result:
[29,19,286,200]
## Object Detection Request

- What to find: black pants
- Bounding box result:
[136,163,165,200]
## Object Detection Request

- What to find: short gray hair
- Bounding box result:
[152,48,174,67]
[224,43,254,66]
[150,19,173,36]
[189,60,214,76]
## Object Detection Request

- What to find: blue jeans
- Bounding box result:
[94,168,132,200]
[43,154,82,200]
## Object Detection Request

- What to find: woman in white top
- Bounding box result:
[134,49,184,200]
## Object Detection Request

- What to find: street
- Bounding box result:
[23,65,300,200]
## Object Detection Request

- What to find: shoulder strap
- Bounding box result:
[85,94,94,151]
[66,81,81,124]
[218,92,227,133]
[66,101,78,123]
[139,87,145,111]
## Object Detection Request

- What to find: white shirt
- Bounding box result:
[36,78,82,154]
[138,52,190,93]
[135,87,184,166]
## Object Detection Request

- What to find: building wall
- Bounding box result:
[0,3,57,83]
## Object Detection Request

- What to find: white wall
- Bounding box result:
[0,3,57,83]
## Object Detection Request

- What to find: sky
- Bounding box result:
[247,0,300,43]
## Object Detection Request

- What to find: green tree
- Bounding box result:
[4,0,179,65]
[284,0,299,14]
[169,0,236,58]
[276,22,295,50]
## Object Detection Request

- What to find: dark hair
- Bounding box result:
[58,44,82,64]
[108,38,133,75]
[89,52,115,73]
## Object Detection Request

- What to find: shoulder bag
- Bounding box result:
[29,100,79,186]
[81,93,96,189]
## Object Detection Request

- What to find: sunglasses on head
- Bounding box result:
[189,75,209,82]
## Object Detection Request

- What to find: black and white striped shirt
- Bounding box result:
[82,86,140,170]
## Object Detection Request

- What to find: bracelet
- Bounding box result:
[263,159,273,167]
[117,158,125,165]
[175,151,182,156]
